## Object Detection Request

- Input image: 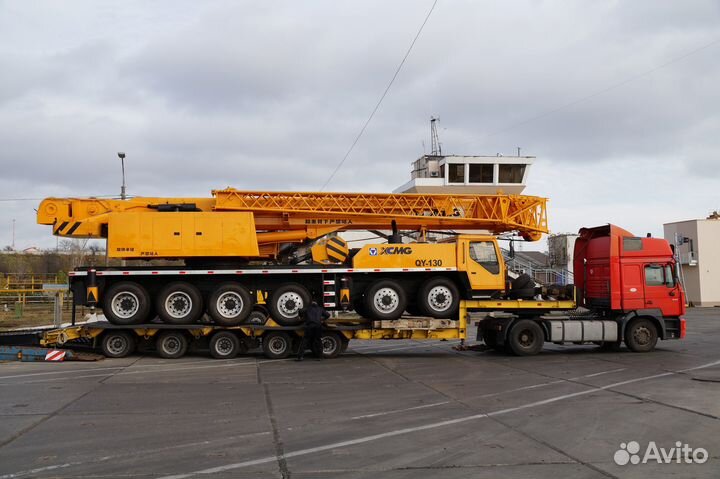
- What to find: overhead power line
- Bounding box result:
[320,0,439,191]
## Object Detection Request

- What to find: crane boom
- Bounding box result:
[213,189,546,237]
[37,189,548,260]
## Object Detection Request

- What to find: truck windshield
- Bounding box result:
[645,264,675,288]
[469,241,500,274]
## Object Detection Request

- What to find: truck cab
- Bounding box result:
[574,224,686,341]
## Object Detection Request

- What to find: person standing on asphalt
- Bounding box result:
[296,301,330,361]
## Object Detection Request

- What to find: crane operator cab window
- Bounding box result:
[469,241,500,274]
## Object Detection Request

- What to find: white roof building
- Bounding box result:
[393,154,533,195]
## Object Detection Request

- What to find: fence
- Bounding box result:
[502,249,574,286]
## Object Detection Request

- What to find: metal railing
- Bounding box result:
[501,248,574,286]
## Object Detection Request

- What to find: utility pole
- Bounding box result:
[117,152,127,200]
[11,219,15,250]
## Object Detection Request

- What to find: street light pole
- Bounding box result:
[117,152,127,200]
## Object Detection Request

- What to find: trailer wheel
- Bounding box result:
[364,279,407,320]
[262,331,292,359]
[209,331,244,359]
[100,331,136,358]
[103,282,151,325]
[321,331,343,359]
[418,278,460,318]
[268,284,310,326]
[157,282,204,324]
[624,318,658,353]
[208,283,253,326]
[507,320,544,356]
[156,331,189,359]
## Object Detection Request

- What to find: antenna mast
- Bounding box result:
[430,117,442,156]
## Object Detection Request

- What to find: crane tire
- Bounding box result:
[417,277,460,318]
[268,284,310,326]
[103,282,151,325]
[157,282,204,324]
[364,279,407,321]
[208,282,253,326]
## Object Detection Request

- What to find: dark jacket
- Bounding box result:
[301,304,330,327]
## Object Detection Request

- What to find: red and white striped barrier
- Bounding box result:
[44,350,67,361]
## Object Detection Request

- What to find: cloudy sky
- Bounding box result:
[1,0,718,251]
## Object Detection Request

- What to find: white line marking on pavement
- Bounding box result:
[0,357,257,380]
[0,358,293,385]
[155,358,720,479]
[0,431,271,479]
[477,368,627,399]
[351,401,450,420]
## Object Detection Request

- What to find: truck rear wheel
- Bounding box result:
[156,331,189,359]
[268,284,310,326]
[507,319,544,356]
[624,318,658,352]
[364,279,406,320]
[157,282,204,324]
[208,283,253,326]
[103,282,151,325]
[262,331,292,359]
[209,331,244,359]
[100,331,135,358]
[417,278,460,318]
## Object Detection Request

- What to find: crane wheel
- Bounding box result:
[208,283,253,326]
[157,282,204,324]
[507,319,544,356]
[268,283,310,326]
[100,331,136,358]
[364,279,407,321]
[417,278,460,318]
[262,331,292,359]
[156,331,189,359]
[209,331,245,359]
[103,282,151,325]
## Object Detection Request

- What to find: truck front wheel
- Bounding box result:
[418,278,459,318]
[103,282,151,325]
[507,319,544,356]
[624,318,658,352]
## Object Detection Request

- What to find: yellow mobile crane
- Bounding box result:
[38,189,548,324]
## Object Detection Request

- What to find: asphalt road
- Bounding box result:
[1,309,719,478]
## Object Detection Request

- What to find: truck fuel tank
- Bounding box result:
[547,320,618,343]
